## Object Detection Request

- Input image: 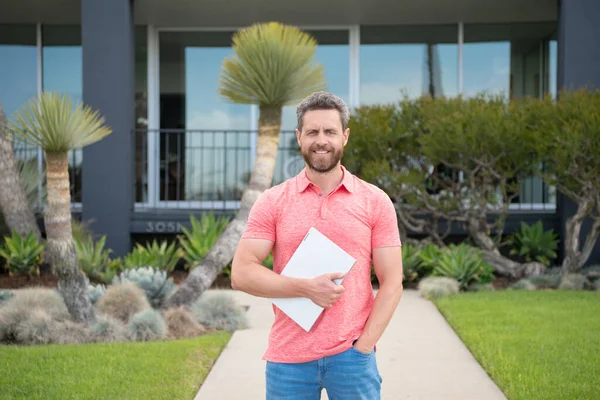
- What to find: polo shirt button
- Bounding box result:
[318,193,323,197]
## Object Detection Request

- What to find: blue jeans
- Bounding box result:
[265,346,382,399]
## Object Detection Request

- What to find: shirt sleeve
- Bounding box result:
[371,190,402,249]
[241,190,276,242]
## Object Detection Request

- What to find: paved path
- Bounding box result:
[195,289,507,400]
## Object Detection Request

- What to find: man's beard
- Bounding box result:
[301,145,343,173]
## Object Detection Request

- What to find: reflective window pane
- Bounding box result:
[159,31,251,202]
[360,25,458,104]
[0,25,38,162]
[463,22,557,99]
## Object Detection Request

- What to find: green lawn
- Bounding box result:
[434,290,600,400]
[0,331,231,400]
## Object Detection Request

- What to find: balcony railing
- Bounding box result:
[134,129,304,211]
[11,129,555,212]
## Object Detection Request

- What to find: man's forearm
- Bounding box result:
[354,280,403,352]
[231,263,308,299]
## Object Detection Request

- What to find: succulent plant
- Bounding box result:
[87,283,106,305]
[128,309,167,341]
[113,266,176,308]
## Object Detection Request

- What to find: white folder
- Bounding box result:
[271,227,356,332]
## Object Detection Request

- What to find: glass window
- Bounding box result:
[42,25,83,202]
[158,31,252,202]
[0,25,38,164]
[463,22,557,99]
[360,25,458,105]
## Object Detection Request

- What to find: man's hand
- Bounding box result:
[305,272,347,309]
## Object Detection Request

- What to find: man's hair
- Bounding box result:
[296,91,350,132]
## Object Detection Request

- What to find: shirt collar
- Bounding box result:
[296,165,355,193]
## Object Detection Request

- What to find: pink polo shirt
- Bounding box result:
[241,165,401,363]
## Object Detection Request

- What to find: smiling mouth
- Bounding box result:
[313,150,329,154]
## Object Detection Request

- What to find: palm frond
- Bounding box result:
[8,92,112,152]
[219,22,327,107]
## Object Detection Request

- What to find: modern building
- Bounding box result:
[1,0,598,264]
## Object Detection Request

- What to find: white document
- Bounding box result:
[271,227,356,332]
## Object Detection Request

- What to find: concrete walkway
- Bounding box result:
[195,289,507,400]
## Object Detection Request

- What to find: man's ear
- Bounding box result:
[343,128,350,146]
[296,129,301,146]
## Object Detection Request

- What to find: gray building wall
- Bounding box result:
[81,0,135,256]
[557,0,600,265]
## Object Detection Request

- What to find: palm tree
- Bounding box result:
[0,103,42,240]
[9,93,112,323]
[165,22,326,308]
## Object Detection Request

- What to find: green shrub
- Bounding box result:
[91,314,130,343]
[124,240,181,272]
[558,274,592,291]
[0,231,46,276]
[87,283,106,305]
[75,234,119,284]
[178,213,229,270]
[191,293,248,332]
[128,309,167,341]
[432,244,495,289]
[418,276,460,299]
[0,290,14,306]
[509,221,558,265]
[113,266,176,308]
[511,279,537,291]
[163,306,206,340]
[96,282,151,324]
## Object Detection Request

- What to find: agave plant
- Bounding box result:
[0,231,46,276]
[9,92,112,323]
[75,234,119,284]
[433,244,495,290]
[113,266,176,308]
[178,213,229,269]
[124,240,181,272]
[167,22,326,308]
[510,221,558,266]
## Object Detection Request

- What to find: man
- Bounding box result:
[231,91,403,399]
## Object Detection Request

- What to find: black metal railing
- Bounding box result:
[11,129,556,212]
[134,129,304,210]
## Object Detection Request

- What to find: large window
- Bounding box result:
[463,22,557,99]
[360,25,458,104]
[0,25,38,163]
[158,31,252,203]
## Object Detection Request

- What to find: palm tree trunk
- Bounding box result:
[164,105,282,308]
[0,104,42,240]
[45,151,95,324]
